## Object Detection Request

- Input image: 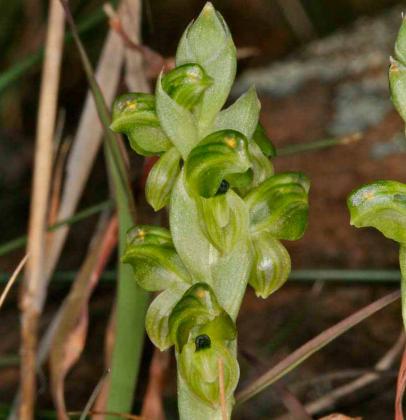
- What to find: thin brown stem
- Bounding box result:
[236,290,400,405]
[277,332,405,419]
[69,410,143,419]
[0,255,28,310]
[20,0,65,418]
[80,369,111,420]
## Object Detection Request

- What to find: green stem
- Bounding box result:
[0,1,119,95]
[276,132,361,157]
[0,200,113,257]
[399,245,406,331]
[60,2,148,417]
[177,373,232,420]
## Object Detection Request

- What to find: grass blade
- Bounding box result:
[0,1,119,95]
[0,200,112,257]
[21,0,65,416]
[236,290,400,405]
[0,255,28,310]
[396,347,406,420]
[58,1,148,417]
[50,216,117,418]
[276,132,362,157]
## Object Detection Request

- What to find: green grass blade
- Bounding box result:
[0,1,118,95]
[0,200,113,257]
[59,1,148,417]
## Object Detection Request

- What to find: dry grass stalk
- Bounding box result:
[50,216,118,419]
[276,332,405,419]
[395,342,406,420]
[0,254,28,310]
[42,26,125,291]
[20,0,65,418]
[7,5,139,416]
[308,332,405,417]
[69,410,143,419]
[141,349,170,420]
[79,369,111,420]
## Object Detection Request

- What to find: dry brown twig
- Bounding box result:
[103,2,173,78]
[0,254,29,311]
[276,332,405,419]
[141,349,170,420]
[20,0,65,418]
[395,342,406,420]
[7,3,149,420]
[69,410,143,419]
[79,369,111,420]
[50,216,118,419]
[8,2,148,418]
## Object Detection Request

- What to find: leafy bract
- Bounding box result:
[214,87,260,139]
[156,72,199,158]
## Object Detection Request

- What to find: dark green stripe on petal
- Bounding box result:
[245,172,310,239]
[146,147,182,211]
[145,285,189,351]
[249,232,291,298]
[179,340,239,406]
[168,283,236,352]
[347,180,406,244]
[110,93,172,155]
[197,190,248,253]
[185,129,251,198]
[162,63,213,111]
[122,225,191,291]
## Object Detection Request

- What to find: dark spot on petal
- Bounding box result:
[195,334,211,351]
[216,180,229,195]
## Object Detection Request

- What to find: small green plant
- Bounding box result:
[110,3,309,418]
[347,17,406,331]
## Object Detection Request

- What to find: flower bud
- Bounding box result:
[185,129,251,198]
[176,2,237,131]
[249,231,291,298]
[162,63,213,110]
[122,225,191,291]
[110,93,171,155]
[245,172,310,240]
